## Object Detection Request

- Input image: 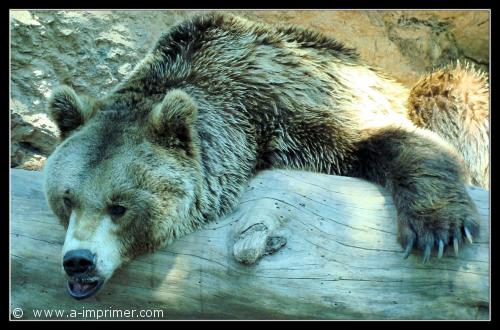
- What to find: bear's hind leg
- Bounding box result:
[350,126,480,263]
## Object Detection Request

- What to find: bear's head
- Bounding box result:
[44,86,202,299]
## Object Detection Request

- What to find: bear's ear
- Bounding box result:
[47,86,96,139]
[149,89,198,154]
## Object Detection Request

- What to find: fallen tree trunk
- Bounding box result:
[10,168,489,320]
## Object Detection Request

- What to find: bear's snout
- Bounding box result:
[63,249,95,276]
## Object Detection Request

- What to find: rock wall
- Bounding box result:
[10,10,489,170]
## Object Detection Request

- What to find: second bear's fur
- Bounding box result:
[408,62,489,189]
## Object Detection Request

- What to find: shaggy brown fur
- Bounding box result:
[44,13,484,298]
[408,62,489,189]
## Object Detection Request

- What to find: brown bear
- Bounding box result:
[43,13,484,300]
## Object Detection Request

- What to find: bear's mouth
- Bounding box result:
[66,277,104,300]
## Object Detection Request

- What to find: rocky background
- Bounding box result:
[10,10,489,170]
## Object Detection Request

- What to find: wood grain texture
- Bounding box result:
[10,169,489,320]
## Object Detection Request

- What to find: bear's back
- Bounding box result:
[115,12,409,129]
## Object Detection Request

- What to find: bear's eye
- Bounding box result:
[63,197,73,208]
[108,205,127,218]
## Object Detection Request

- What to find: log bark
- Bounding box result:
[10,168,489,320]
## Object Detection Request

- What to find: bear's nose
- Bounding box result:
[63,249,95,276]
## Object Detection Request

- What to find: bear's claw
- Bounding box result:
[437,240,444,259]
[464,226,473,244]
[423,244,432,264]
[401,222,478,263]
[453,237,459,256]
[403,238,414,259]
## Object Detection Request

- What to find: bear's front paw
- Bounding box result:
[398,198,480,263]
